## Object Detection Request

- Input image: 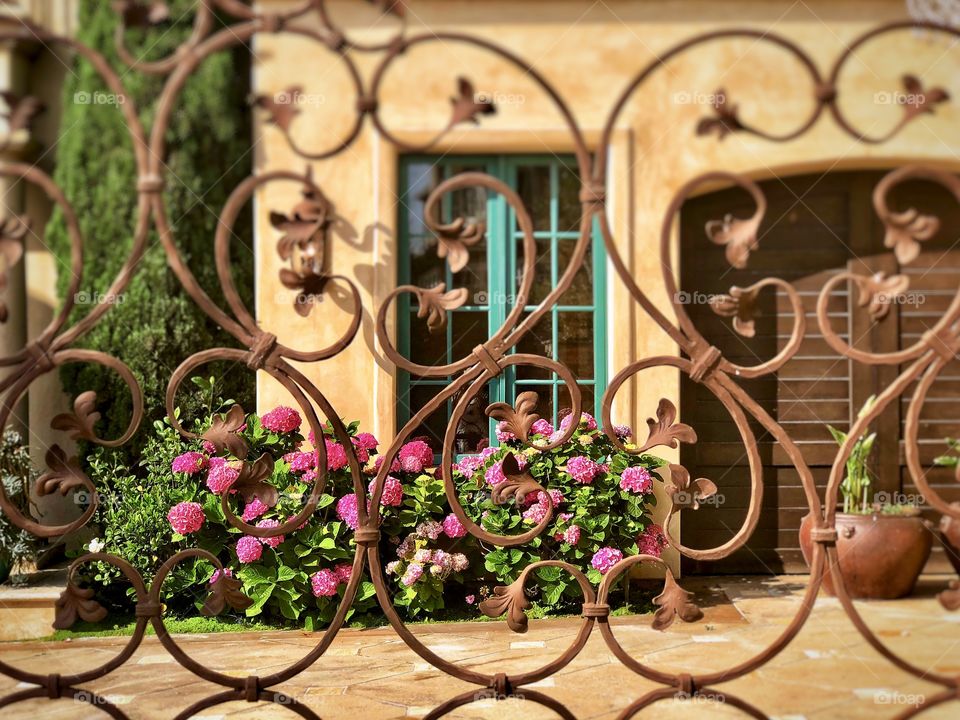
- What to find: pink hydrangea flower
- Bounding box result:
[368,476,403,507]
[638,524,668,558]
[334,563,353,584]
[209,568,233,584]
[374,454,402,474]
[285,451,317,473]
[167,502,204,535]
[402,562,424,586]
[566,456,601,484]
[325,439,349,471]
[591,547,623,574]
[260,406,302,433]
[311,569,339,597]
[614,424,632,439]
[236,536,262,564]
[455,454,484,477]
[336,494,360,530]
[354,433,379,451]
[416,520,443,540]
[202,440,217,455]
[206,458,239,495]
[398,440,434,473]
[171,451,207,475]
[522,501,549,524]
[241,497,269,522]
[256,519,284,548]
[465,594,476,605]
[496,421,516,443]
[485,461,507,487]
[620,466,653,494]
[562,524,581,545]
[531,418,555,436]
[442,513,467,538]
[560,412,598,432]
[451,553,469,571]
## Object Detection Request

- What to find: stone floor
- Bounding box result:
[1,575,958,719]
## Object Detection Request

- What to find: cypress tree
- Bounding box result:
[45,1,255,465]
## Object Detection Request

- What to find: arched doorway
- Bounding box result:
[679,170,960,574]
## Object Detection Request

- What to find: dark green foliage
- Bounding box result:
[45,0,255,464]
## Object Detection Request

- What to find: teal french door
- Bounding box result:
[397,155,607,454]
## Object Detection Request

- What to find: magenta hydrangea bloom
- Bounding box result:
[336,493,360,530]
[562,524,581,545]
[374,454,402,474]
[206,458,239,495]
[325,439,349,471]
[167,502,204,535]
[311,568,339,597]
[260,405,302,433]
[496,421,516,443]
[368,476,403,507]
[455,454,484,477]
[256,519,285,548]
[522,501,549,524]
[241,497,269,522]
[171,451,207,475]
[620,466,653,494]
[531,418,555,436]
[465,594,476,605]
[638,524,668,557]
[591,547,623,574]
[484,461,507,486]
[285,451,317,473]
[334,563,353,584]
[209,568,233,585]
[236,536,262,564]
[202,440,217,455]
[442,513,467,538]
[560,412,598,432]
[566,456,601,484]
[354,432,379,451]
[398,440,434,473]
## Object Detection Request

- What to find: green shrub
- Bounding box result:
[45,0,255,466]
[0,431,42,582]
[84,404,665,625]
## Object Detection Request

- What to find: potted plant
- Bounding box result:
[799,397,933,599]
[0,431,42,585]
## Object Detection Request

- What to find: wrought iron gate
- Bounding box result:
[0,2,959,718]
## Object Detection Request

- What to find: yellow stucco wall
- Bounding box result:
[252,0,960,574]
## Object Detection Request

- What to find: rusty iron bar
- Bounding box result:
[0,2,956,717]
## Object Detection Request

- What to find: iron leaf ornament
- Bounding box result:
[705,211,761,269]
[54,583,108,629]
[413,283,468,332]
[449,77,497,128]
[434,216,486,274]
[899,74,950,122]
[202,572,254,616]
[695,88,745,140]
[232,453,279,508]
[50,390,101,441]
[253,85,303,133]
[479,578,531,633]
[35,446,90,497]
[709,284,761,338]
[652,569,704,631]
[883,207,939,265]
[854,271,910,322]
[666,464,717,511]
[202,405,249,460]
[489,452,546,506]
[487,391,540,443]
[637,399,697,454]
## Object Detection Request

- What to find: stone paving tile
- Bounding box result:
[1,575,958,718]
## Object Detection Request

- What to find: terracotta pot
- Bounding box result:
[799,512,933,599]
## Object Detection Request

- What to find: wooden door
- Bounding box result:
[679,170,960,574]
